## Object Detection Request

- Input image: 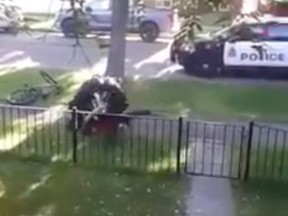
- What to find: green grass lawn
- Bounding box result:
[126,79,288,121]
[235,149,288,216]
[234,181,288,216]
[0,68,86,106]
[2,69,288,121]
[0,157,186,216]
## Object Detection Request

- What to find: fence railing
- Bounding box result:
[246,122,288,181]
[1,104,288,181]
[0,104,181,173]
[182,121,246,179]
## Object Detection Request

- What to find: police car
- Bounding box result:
[170,15,288,79]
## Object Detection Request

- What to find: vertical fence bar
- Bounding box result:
[271,130,279,179]
[33,110,38,155]
[221,125,227,176]
[279,132,287,180]
[193,123,198,172]
[176,117,183,174]
[48,111,53,157]
[137,118,142,169]
[1,107,6,151]
[184,122,190,173]
[16,107,21,155]
[129,116,134,168]
[72,107,78,163]
[160,118,165,170]
[41,111,46,156]
[9,107,13,151]
[145,118,149,169]
[263,128,271,179]
[229,126,235,177]
[238,127,245,179]
[244,121,254,180]
[25,108,30,155]
[56,112,61,156]
[202,124,207,174]
[152,118,157,170]
[255,127,263,179]
[210,125,216,176]
[168,119,173,172]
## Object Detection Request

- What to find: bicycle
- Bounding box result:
[6,70,63,106]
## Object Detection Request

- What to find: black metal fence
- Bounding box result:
[0,104,181,173]
[182,121,246,179]
[1,104,288,181]
[245,122,288,181]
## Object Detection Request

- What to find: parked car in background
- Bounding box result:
[0,0,23,33]
[170,14,288,79]
[54,0,173,42]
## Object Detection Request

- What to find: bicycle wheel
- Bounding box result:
[6,88,40,106]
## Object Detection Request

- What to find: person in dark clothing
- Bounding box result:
[80,77,129,135]
[68,76,129,134]
[68,76,102,129]
[68,77,102,110]
[98,77,129,114]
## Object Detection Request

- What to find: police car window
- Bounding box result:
[267,24,288,40]
[210,25,240,40]
[210,24,262,41]
[249,24,265,36]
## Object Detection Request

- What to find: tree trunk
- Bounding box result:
[105,0,129,78]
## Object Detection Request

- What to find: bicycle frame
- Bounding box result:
[37,70,62,96]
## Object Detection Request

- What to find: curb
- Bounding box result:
[28,28,58,33]
[26,28,174,39]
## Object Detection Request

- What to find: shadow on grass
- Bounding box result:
[0,157,186,216]
[234,180,288,216]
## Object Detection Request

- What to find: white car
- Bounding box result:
[54,0,173,42]
[0,0,23,33]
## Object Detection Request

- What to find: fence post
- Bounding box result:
[176,116,183,175]
[72,107,78,163]
[244,121,254,180]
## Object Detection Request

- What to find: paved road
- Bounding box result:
[0,32,185,79]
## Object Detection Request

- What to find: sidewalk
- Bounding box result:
[185,138,236,216]
[186,176,236,216]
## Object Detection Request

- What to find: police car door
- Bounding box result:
[206,23,248,73]
[223,23,288,71]
[261,23,288,70]
[223,23,265,71]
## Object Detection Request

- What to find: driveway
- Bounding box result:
[0,32,185,79]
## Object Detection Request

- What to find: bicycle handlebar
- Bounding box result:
[39,70,59,86]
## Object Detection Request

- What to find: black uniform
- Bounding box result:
[68,76,129,129]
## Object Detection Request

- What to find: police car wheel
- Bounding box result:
[199,64,218,78]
